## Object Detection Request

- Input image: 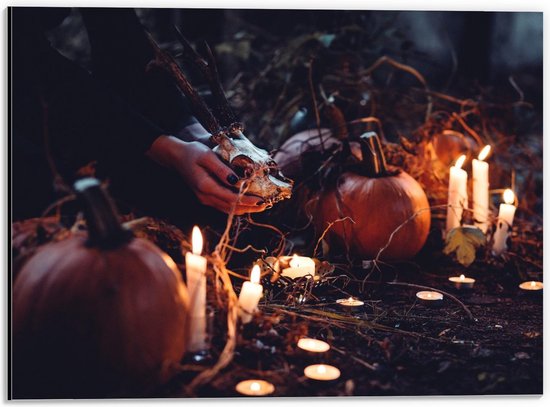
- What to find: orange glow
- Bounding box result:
[478,145,491,161]
[191,226,203,255]
[503,189,515,205]
[454,155,466,169]
[251,265,261,284]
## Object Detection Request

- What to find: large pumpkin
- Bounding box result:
[13,178,189,398]
[315,133,431,260]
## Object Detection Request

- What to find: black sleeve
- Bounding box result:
[80,8,197,135]
[11,7,173,176]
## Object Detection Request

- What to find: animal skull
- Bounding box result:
[211,126,293,206]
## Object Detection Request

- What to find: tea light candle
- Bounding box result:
[297,338,330,353]
[336,297,365,307]
[235,379,275,396]
[238,265,263,324]
[446,155,468,236]
[472,145,491,233]
[416,291,444,301]
[448,274,476,289]
[304,364,341,381]
[492,189,517,255]
[519,281,543,291]
[281,254,316,279]
[185,226,207,351]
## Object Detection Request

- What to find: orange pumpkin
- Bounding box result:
[315,133,431,260]
[13,178,189,398]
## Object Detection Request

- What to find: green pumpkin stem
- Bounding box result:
[359,132,398,177]
[73,178,133,249]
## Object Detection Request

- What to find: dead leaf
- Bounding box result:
[443,226,486,267]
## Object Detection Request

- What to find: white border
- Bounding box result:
[1,1,547,406]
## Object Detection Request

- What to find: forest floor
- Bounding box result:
[157,230,543,398]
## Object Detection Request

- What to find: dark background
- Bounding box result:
[48,9,543,108]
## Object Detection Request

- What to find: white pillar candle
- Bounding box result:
[446,155,468,236]
[281,254,316,279]
[185,226,208,351]
[472,145,491,233]
[238,265,263,324]
[492,189,517,255]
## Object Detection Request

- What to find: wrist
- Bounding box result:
[146,135,186,169]
[176,122,214,147]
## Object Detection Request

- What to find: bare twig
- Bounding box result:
[308,57,325,152]
[313,216,355,258]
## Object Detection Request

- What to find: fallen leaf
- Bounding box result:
[443,226,486,267]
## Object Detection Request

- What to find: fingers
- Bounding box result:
[199,193,268,215]
[194,170,267,214]
[197,149,240,188]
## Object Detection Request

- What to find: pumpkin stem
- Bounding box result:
[359,132,399,177]
[73,178,133,249]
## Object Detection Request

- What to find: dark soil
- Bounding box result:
[162,245,543,397]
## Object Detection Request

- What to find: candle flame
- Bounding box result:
[531,281,536,287]
[191,226,203,255]
[460,274,465,281]
[478,145,491,161]
[251,264,261,284]
[250,382,261,392]
[318,365,327,374]
[454,155,466,169]
[348,297,354,302]
[503,189,515,205]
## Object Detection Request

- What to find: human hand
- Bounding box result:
[147,135,267,215]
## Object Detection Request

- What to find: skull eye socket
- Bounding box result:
[233,165,247,178]
[231,155,254,179]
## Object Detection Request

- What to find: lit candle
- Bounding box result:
[297,338,330,353]
[446,155,468,236]
[519,281,543,291]
[304,364,341,381]
[185,226,208,352]
[448,274,476,289]
[336,297,365,307]
[416,291,444,301]
[235,379,275,396]
[281,254,316,279]
[472,145,491,233]
[237,265,263,324]
[492,189,517,256]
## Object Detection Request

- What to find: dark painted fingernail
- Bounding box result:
[227,174,239,185]
[256,200,265,206]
